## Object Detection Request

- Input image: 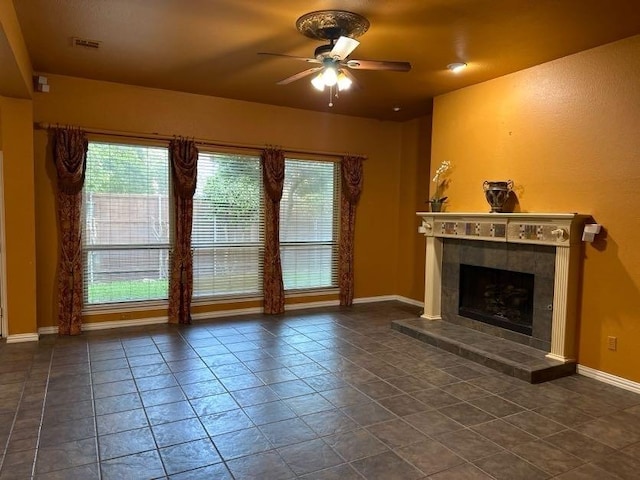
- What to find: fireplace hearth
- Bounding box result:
[458,264,534,336]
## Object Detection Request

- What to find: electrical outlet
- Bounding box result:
[607,336,617,351]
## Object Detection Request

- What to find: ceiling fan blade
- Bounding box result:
[330,36,360,60]
[346,59,412,72]
[277,67,322,85]
[258,52,320,64]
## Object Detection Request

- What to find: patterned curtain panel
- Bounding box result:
[168,138,198,324]
[261,148,285,314]
[52,127,88,335]
[339,155,364,306]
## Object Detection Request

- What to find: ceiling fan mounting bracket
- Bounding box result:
[296,10,370,41]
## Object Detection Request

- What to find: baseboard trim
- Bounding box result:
[6,333,40,343]
[577,364,640,395]
[38,316,168,335]
[394,295,424,307]
[36,294,421,335]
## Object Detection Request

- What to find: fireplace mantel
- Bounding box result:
[417,212,589,363]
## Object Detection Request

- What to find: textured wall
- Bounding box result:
[431,35,640,382]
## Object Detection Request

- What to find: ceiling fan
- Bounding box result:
[258,10,411,106]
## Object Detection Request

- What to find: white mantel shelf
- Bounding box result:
[416,212,589,247]
[416,211,589,364]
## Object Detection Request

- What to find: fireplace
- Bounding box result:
[417,212,588,362]
[458,264,534,336]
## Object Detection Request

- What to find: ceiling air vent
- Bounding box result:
[72,37,101,49]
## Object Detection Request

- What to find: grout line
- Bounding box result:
[29,345,54,479]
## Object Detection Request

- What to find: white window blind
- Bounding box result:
[280,159,340,291]
[192,152,264,298]
[83,142,170,306]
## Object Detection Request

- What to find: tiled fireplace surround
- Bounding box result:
[396,213,588,382]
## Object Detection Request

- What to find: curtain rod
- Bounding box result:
[34,122,366,160]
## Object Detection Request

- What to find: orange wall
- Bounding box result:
[431,35,640,382]
[1,96,37,335]
[33,75,405,328]
[396,116,431,302]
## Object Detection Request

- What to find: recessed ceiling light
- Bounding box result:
[447,62,467,73]
[393,106,401,112]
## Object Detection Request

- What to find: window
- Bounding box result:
[192,152,264,298]
[280,159,340,291]
[83,142,170,306]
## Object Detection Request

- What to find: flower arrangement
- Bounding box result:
[430,160,452,203]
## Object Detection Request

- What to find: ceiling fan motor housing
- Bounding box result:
[296,10,370,41]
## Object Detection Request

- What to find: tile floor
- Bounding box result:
[0,301,639,479]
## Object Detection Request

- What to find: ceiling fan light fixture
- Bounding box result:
[337,71,352,91]
[323,67,338,86]
[447,62,467,73]
[311,72,325,91]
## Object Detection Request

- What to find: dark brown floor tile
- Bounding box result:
[130,362,172,379]
[503,410,566,438]
[169,462,233,479]
[34,462,100,480]
[470,394,524,417]
[427,462,495,479]
[303,373,348,392]
[285,393,335,416]
[298,463,362,480]
[98,426,156,461]
[436,428,504,461]
[385,375,434,393]
[411,388,459,409]
[534,402,595,428]
[404,410,464,436]
[473,451,550,479]
[180,379,226,399]
[471,419,536,448]
[91,367,133,385]
[355,380,403,400]
[270,379,316,399]
[100,449,165,480]
[279,438,343,475]
[573,416,640,449]
[302,409,358,436]
[158,438,221,475]
[259,418,318,448]
[396,438,464,476]
[92,379,137,399]
[321,386,371,408]
[592,450,640,479]
[95,392,143,415]
[341,402,396,426]
[243,400,297,426]
[212,426,272,460]
[511,440,585,476]
[140,386,186,408]
[146,400,195,426]
[438,402,496,426]
[377,393,430,416]
[351,450,423,480]
[544,430,616,462]
[39,416,96,447]
[134,373,179,392]
[189,392,238,416]
[151,418,208,448]
[232,384,280,407]
[323,428,389,462]
[552,463,621,480]
[200,408,254,436]
[34,437,98,474]
[367,418,428,448]
[97,408,149,435]
[226,450,295,480]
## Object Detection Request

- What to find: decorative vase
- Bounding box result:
[429,199,445,212]
[483,180,513,213]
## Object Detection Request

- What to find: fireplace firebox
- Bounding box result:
[458,264,534,335]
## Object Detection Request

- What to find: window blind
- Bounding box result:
[280,159,340,291]
[83,142,170,306]
[192,152,264,298]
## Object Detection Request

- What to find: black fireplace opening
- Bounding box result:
[458,264,534,335]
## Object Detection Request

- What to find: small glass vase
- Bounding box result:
[429,199,445,212]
